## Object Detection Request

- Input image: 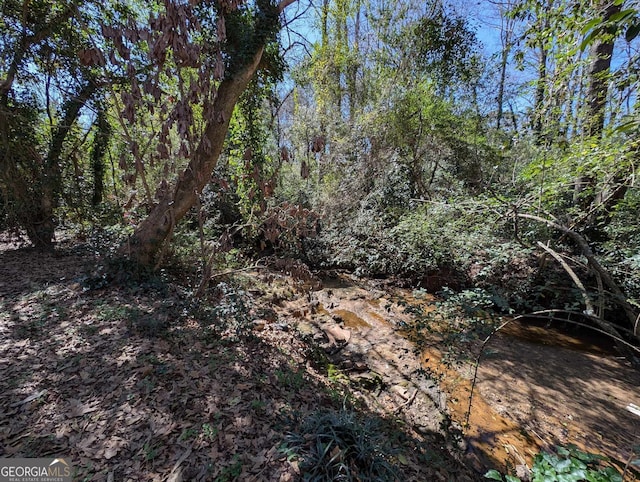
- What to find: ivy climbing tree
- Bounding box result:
[0,0,102,248]
[103,0,296,266]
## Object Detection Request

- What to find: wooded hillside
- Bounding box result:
[1,0,639,480]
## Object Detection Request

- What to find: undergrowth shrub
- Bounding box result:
[312,199,541,310]
[399,286,507,362]
[603,190,640,306]
[282,410,399,481]
[197,281,253,339]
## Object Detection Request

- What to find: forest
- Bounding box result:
[1,0,639,480]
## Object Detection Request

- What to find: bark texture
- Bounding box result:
[584,1,621,137]
[121,48,265,266]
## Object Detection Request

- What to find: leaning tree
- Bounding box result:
[103,0,297,266]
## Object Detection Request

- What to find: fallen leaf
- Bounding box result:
[67,399,101,418]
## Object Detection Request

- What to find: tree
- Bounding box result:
[90,104,112,206]
[490,0,518,130]
[0,0,100,248]
[574,0,637,234]
[584,0,622,138]
[118,0,296,266]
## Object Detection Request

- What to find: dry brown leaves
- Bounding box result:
[0,236,483,481]
[0,244,329,481]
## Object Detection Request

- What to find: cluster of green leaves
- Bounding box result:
[485,445,624,482]
[221,0,283,76]
[407,6,480,90]
[602,188,640,308]
[516,132,640,308]
[197,281,254,339]
[581,1,640,48]
[519,136,635,219]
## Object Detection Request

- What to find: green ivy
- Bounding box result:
[485,445,624,482]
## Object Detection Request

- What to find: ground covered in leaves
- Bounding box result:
[0,236,478,481]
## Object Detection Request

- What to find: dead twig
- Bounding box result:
[10,389,48,407]
[465,319,512,429]
[166,444,193,482]
[621,445,639,481]
[394,388,418,413]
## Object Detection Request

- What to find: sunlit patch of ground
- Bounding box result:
[277,273,640,479]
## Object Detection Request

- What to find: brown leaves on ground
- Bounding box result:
[0,238,477,481]
[0,245,315,480]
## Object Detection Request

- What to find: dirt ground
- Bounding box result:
[0,237,478,481]
[276,273,640,479]
[474,322,640,472]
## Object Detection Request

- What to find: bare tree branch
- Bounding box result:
[519,213,640,342]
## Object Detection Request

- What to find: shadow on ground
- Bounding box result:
[0,243,479,481]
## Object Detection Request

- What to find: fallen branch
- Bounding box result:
[195,262,266,298]
[519,213,639,341]
[530,240,636,358]
[166,444,193,482]
[208,263,266,279]
[536,241,595,315]
[622,448,639,481]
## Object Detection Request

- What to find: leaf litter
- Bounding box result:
[0,239,477,481]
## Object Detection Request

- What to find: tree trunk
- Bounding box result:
[496,7,514,131]
[584,0,621,138]
[91,107,111,206]
[0,79,95,249]
[321,0,329,47]
[121,47,265,266]
[119,0,297,266]
[533,42,547,144]
[574,0,625,232]
[496,44,509,130]
[508,101,519,134]
[36,81,98,248]
[347,0,361,120]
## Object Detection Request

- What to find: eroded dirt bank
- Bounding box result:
[273,271,640,478]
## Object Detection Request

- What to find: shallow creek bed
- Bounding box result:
[272,272,640,479]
